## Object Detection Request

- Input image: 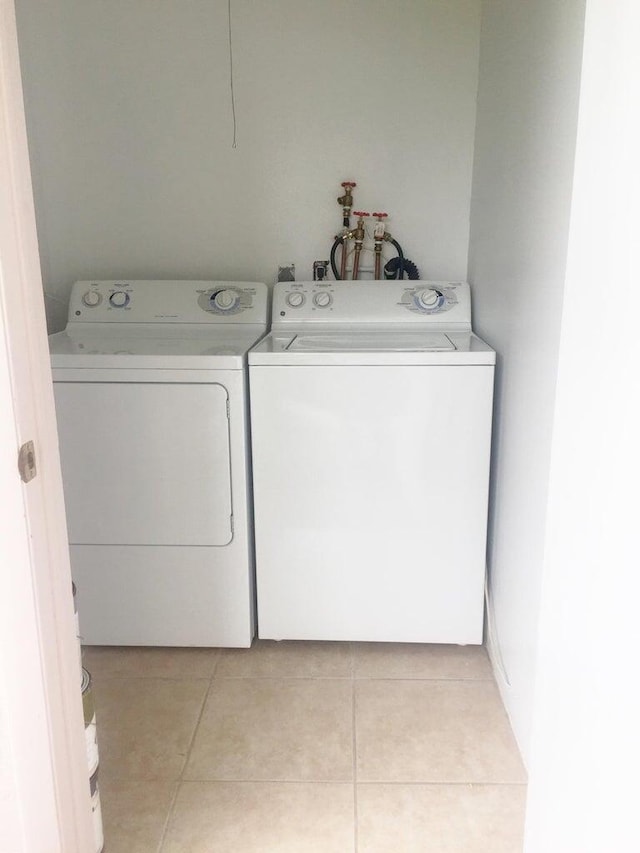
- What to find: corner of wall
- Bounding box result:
[43,292,67,334]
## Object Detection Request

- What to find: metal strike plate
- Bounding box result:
[18,440,37,483]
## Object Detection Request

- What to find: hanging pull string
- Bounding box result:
[228,0,237,148]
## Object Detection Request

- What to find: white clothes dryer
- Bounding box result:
[249,280,495,644]
[49,280,268,646]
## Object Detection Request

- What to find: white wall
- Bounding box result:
[15,0,481,329]
[467,0,586,763]
[525,1,640,848]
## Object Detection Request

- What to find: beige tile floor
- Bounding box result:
[85,641,527,852]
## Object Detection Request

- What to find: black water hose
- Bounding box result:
[388,238,405,281]
[330,237,343,280]
[384,256,420,280]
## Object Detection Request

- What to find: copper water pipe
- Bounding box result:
[333,231,353,280]
[338,182,357,278]
[340,239,348,281]
[351,212,369,280]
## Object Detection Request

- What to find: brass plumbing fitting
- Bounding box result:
[372,212,388,280]
[329,182,410,281]
[334,192,361,279]
[351,211,369,280]
[337,181,356,227]
[352,211,368,243]
[334,228,354,281]
[333,211,370,280]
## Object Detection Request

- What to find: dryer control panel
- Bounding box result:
[273,281,472,327]
[67,280,268,324]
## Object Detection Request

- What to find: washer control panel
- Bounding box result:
[274,281,470,326]
[67,280,268,324]
[401,285,459,315]
[198,286,253,316]
[278,283,336,316]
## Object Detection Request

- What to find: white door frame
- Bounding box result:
[0,1,93,849]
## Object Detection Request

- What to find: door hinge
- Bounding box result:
[18,440,37,483]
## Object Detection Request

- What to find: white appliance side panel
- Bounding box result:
[250,365,494,643]
[71,544,253,646]
[54,382,232,546]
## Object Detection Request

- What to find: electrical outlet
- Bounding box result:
[313,261,329,281]
[277,264,295,282]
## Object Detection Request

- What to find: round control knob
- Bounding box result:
[211,289,240,311]
[416,288,441,309]
[82,290,101,307]
[313,292,333,308]
[109,291,130,308]
[286,291,305,308]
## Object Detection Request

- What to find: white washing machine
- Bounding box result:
[49,279,267,647]
[249,280,495,644]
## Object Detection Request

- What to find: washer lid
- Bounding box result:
[287,331,456,352]
[249,330,495,366]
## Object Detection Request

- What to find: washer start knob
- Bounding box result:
[82,290,101,307]
[211,289,240,312]
[109,291,130,308]
[286,291,305,308]
[313,291,333,308]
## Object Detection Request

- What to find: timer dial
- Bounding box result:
[109,291,130,308]
[416,288,441,309]
[211,289,240,312]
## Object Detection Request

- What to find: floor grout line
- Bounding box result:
[154,780,181,853]
[101,775,527,787]
[354,779,529,787]
[90,674,496,683]
[155,676,215,852]
[352,644,359,853]
[210,647,223,680]
[181,679,215,776]
[89,676,496,686]
[155,777,357,786]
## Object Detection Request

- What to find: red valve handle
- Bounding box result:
[353,211,370,217]
[341,181,357,188]
[372,212,388,219]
